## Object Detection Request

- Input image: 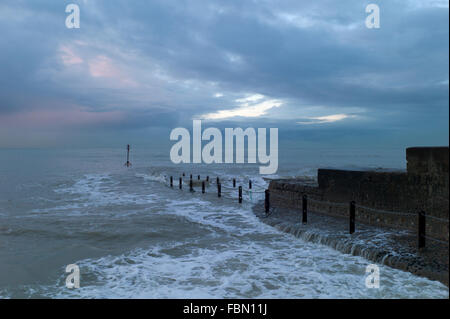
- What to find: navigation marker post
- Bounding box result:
[124,144,132,167]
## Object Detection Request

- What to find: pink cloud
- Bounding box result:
[0,108,125,128]
[59,45,84,66]
[88,55,139,87]
[89,55,120,78]
[56,43,140,88]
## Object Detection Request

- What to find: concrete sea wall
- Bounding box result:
[268,147,449,241]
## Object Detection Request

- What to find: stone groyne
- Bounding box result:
[269,147,449,241]
[255,147,449,286]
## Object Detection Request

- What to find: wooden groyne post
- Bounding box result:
[265,190,270,215]
[302,194,307,224]
[349,201,356,234]
[418,210,426,248]
[238,186,242,203]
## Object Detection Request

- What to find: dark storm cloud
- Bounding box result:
[0,0,448,147]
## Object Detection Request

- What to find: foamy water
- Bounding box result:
[0,148,447,298]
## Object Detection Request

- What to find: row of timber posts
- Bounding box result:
[263,191,428,249]
[169,174,251,203]
[262,191,350,229]
[170,177,429,249]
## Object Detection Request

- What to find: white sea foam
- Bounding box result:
[32,173,158,215]
[3,166,448,299]
[41,237,448,299]
[30,191,449,299]
[135,172,168,184]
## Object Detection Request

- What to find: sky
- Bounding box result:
[0,0,448,149]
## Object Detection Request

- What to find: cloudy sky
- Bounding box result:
[0,0,448,148]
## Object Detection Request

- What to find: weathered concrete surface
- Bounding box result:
[407,146,449,176]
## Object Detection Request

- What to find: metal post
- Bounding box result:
[238,186,242,203]
[418,210,426,248]
[170,176,173,188]
[302,194,307,224]
[218,183,221,198]
[265,190,270,215]
[124,144,132,167]
[349,201,355,234]
[249,180,252,189]
[216,177,220,185]
[233,178,236,188]
[179,177,182,189]
[202,181,206,194]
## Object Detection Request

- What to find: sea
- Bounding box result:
[0,146,448,298]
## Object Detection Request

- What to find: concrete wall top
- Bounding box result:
[406,147,449,176]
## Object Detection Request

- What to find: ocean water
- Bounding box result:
[0,147,448,298]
